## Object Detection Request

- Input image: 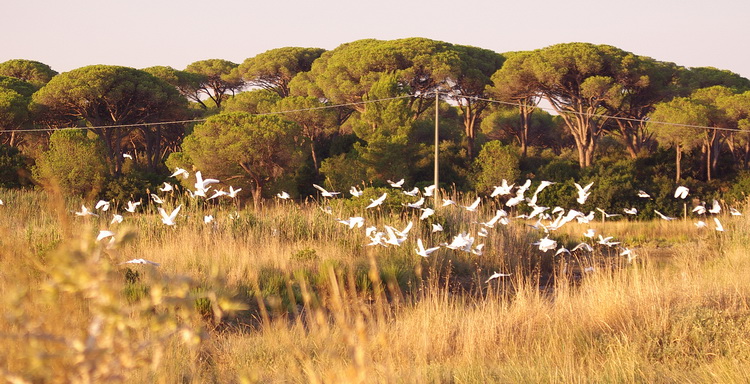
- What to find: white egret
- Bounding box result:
[431,223,443,232]
[208,190,227,200]
[195,171,220,194]
[597,235,620,247]
[415,239,440,257]
[620,247,637,263]
[571,242,594,252]
[121,258,160,266]
[695,220,708,229]
[159,182,174,192]
[654,210,676,221]
[516,179,532,195]
[227,186,242,198]
[623,207,638,215]
[110,214,123,225]
[337,216,365,229]
[583,229,596,238]
[714,217,724,232]
[204,215,214,224]
[471,243,485,256]
[312,183,340,197]
[485,271,511,283]
[478,227,489,237]
[730,207,743,216]
[150,194,164,204]
[95,200,110,212]
[75,205,98,217]
[692,205,706,215]
[349,186,363,197]
[423,184,437,197]
[441,198,456,207]
[490,179,514,197]
[532,237,557,252]
[123,153,133,159]
[404,197,425,209]
[708,199,721,214]
[366,193,388,209]
[403,187,420,196]
[674,186,689,199]
[96,230,115,242]
[637,190,651,199]
[596,207,621,219]
[170,167,189,179]
[387,179,405,188]
[158,205,182,226]
[419,208,435,220]
[125,200,141,213]
[463,197,481,212]
[574,182,593,205]
[555,247,570,256]
[276,191,291,199]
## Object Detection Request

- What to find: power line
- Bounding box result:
[0,91,745,134]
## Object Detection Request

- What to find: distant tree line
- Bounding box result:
[1,39,749,215]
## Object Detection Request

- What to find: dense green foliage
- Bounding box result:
[32,130,109,197]
[1,38,749,213]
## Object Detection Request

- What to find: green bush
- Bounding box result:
[0,144,31,188]
[32,130,109,197]
[470,141,521,194]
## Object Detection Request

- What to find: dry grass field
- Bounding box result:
[2,188,750,383]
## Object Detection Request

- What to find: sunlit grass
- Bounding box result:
[2,187,750,382]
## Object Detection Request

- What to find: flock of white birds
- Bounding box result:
[3,161,742,281]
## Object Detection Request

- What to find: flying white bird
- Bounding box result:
[623,207,638,215]
[530,180,555,201]
[708,199,721,214]
[208,190,228,200]
[110,214,124,225]
[445,232,474,252]
[442,198,456,207]
[120,258,160,266]
[481,209,508,228]
[387,178,405,188]
[490,179,514,197]
[419,207,435,220]
[204,215,214,224]
[150,194,164,204]
[95,200,110,212]
[384,226,407,246]
[96,230,115,242]
[337,216,365,229]
[463,197,481,212]
[532,236,557,252]
[431,223,443,232]
[366,193,388,209]
[692,204,706,215]
[478,227,489,237]
[471,243,485,256]
[714,217,724,232]
[158,205,182,226]
[485,271,512,283]
[596,207,621,219]
[637,190,651,199]
[349,186,363,197]
[312,183,340,197]
[276,191,291,199]
[583,228,596,238]
[423,185,437,197]
[75,205,98,217]
[555,247,571,256]
[415,238,440,257]
[125,200,141,213]
[695,220,708,229]
[597,235,620,247]
[574,182,593,205]
[571,242,594,252]
[159,182,174,192]
[654,210,676,221]
[674,186,689,199]
[516,179,532,196]
[319,206,333,215]
[505,195,524,207]
[194,171,220,194]
[405,197,425,209]
[0,199,3,205]
[403,187,420,196]
[123,153,133,159]
[730,207,743,216]
[227,186,242,198]
[621,247,637,263]
[170,167,189,179]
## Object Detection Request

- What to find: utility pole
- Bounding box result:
[434,90,440,206]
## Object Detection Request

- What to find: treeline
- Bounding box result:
[1,39,750,215]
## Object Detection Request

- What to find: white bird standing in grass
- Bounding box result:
[158,205,182,226]
[204,215,214,224]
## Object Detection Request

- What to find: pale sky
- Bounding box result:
[3,0,749,79]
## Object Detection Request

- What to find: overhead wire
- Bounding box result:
[0,91,745,134]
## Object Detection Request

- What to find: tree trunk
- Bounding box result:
[310,141,319,173]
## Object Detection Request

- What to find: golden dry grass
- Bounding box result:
[2,188,750,383]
